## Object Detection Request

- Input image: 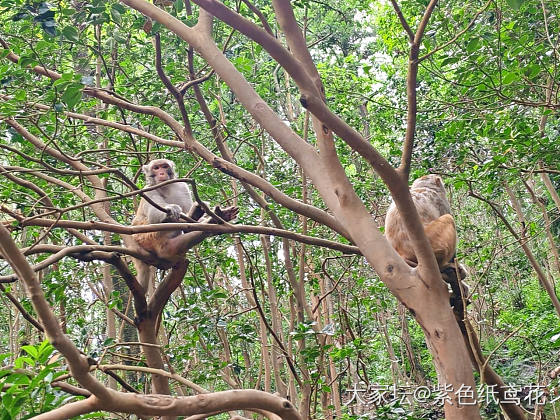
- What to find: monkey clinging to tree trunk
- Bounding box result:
[385,174,468,307]
[385,174,456,270]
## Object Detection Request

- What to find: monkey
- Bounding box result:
[385,174,456,269]
[384,174,468,307]
[131,159,238,292]
[132,158,194,255]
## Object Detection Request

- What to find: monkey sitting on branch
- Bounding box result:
[384,174,468,309]
[132,158,238,260]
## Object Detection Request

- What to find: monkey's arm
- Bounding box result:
[144,191,183,223]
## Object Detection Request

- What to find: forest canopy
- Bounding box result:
[0,0,559,419]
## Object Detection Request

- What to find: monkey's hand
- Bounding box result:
[163,204,183,222]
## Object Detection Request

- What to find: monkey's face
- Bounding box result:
[143,159,176,185]
[152,162,173,183]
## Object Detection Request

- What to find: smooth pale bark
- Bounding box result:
[115,1,481,418]
[541,172,560,211]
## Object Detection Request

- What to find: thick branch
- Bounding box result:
[0,92,344,237]
[192,0,402,187]
[0,224,303,420]
[389,0,415,40]
[116,0,441,295]
[14,218,360,255]
[0,224,111,398]
[190,0,438,279]
[149,260,189,318]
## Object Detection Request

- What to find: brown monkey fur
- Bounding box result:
[132,159,195,256]
[384,174,457,269]
[385,174,469,310]
[132,158,237,263]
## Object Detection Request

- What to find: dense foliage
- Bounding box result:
[0,0,559,418]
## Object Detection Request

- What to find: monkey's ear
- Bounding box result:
[142,164,152,177]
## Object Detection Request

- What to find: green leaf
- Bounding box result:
[61,8,76,16]
[36,40,51,50]
[5,372,31,385]
[441,56,460,66]
[103,337,116,346]
[14,90,26,101]
[151,21,162,34]
[61,83,83,108]
[14,356,35,368]
[110,6,122,25]
[37,340,54,362]
[524,64,539,78]
[466,38,479,53]
[502,72,517,85]
[18,56,37,67]
[112,3,126,13]
[62,26,79,42]
[41,20,57,37]
[506,0,523,10]
[21,345,38,359]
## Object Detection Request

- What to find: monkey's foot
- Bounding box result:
[213,205,239,223]
[163,204,183,222]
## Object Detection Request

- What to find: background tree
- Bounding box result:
[0,0,559,419]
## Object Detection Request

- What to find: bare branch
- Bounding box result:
[414,0,439,45]
[0,283,44,330]
[389,0,414,41]
[398,0,438,177]
[0,93,345,236]
[154,33,193,134]
[240,0,275,36]
[7,218,360,259]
